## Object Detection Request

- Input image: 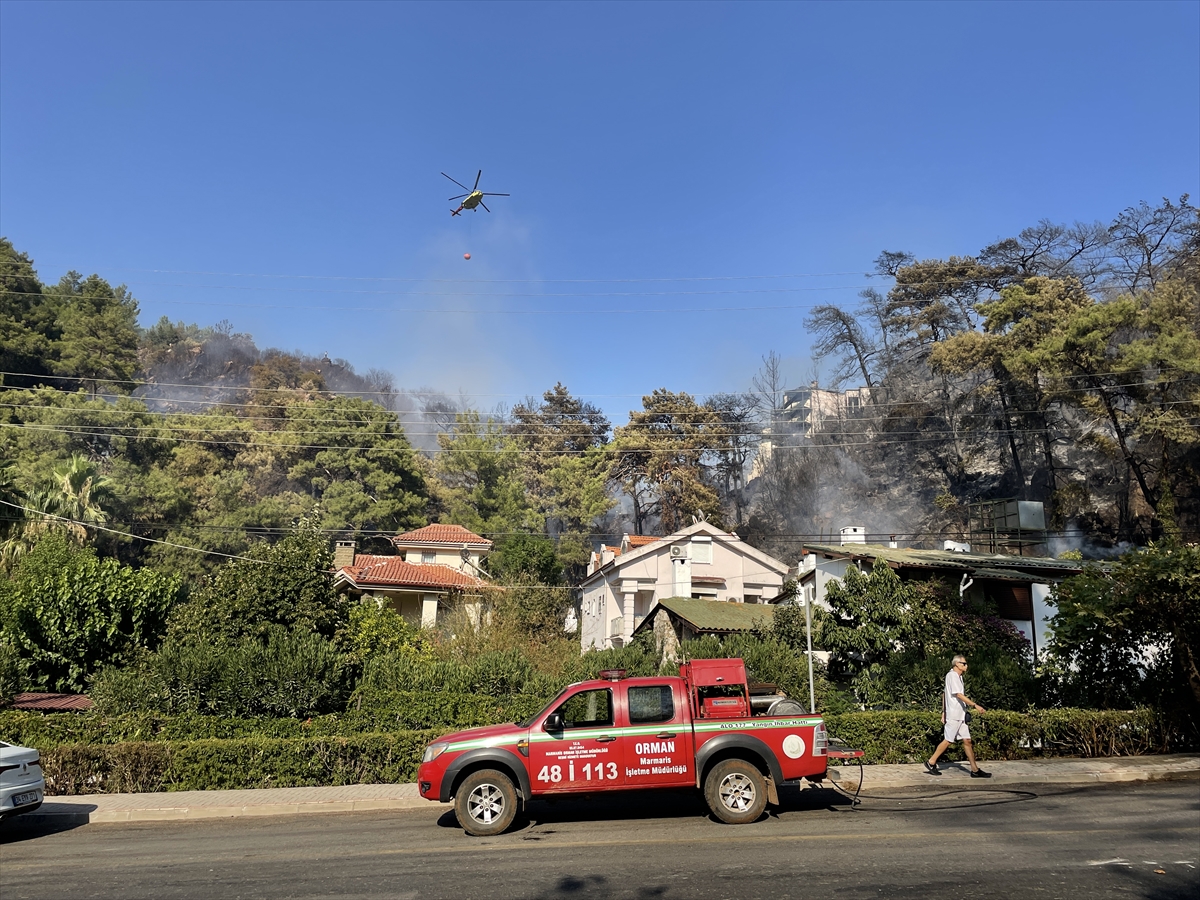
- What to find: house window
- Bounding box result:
[421,551,436,564]
[745,595,760,604]
[691,539,712,564]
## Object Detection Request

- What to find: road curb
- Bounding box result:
[18,796,431,825]
[826,755,1200,791]
[11,755,1197,826]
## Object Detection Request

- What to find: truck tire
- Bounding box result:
[704,758,768,825]
[454,769,519,836]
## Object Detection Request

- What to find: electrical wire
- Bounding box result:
[18,420,1190,453]
[0,499,270,564]
[27,267,872,284]
[0,396,1195,431]
[4,367,1194,397]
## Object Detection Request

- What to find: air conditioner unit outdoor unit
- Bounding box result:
[669,545,688,559]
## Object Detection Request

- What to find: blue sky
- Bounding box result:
[2,1,1197,423]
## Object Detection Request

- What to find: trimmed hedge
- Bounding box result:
[824,708,1177,764]
[11,705,1188,795]
[40,732,437,795]
[0,692,552,748]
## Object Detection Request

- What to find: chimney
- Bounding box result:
[840,526,866,545]
[333,540,357,569]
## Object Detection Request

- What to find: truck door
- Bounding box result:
[530,687,625,793]
[621,682,694,788]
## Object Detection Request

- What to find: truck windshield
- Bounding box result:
[517,689,569,728]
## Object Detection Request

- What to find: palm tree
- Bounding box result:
[0,455,113,571]
[50,454,112,537]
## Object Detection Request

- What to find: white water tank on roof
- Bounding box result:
[840,526,866,545]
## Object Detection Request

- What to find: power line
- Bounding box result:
[1,391,1195,426]
[29,267,871,284]
[9,420,1197,454]
[4,367,1195,400]
[0,499,270,564]
[0,514,1157,542]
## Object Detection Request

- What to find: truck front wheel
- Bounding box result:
[704,759,767,824]
[454,769,519,836]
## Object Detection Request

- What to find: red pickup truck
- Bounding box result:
[417,658,836,835]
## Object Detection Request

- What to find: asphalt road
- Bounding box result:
[2,778,1197,900]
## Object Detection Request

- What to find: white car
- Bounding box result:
[0,741,44,819]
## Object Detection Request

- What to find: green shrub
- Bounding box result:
[0,639,23,707]
[18,707,1187,795]
[38,732,436,795]
[0,691,552,747]
[345,600,431,665]
[359,647,542,697]
[824,708,1179,764]
[165,522,344,645]
[0,533,182,693]
[90,629,351,718]
[867,645,1036,712]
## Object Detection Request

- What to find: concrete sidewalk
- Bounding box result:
[13,754,1198,826]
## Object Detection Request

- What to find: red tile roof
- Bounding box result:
[392,524,492,547]
[627,535,662,548]
[11,692,94,712]
[338,554,487,590]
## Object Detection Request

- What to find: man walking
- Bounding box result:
[925,654,990,778]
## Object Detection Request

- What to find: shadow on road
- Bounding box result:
[0,811,93,844]
[436,784,861,832]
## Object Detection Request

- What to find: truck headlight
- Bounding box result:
[422,742,450,763]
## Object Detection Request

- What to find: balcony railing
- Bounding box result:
[610,616,625,636]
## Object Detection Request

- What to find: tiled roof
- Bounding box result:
[627,535,661,548]
[338,555,487,590]
[11,692,94,712]
[392,524,492,547]
[635,597,774,634]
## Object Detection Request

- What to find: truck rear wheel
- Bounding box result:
[454,769,518,836]
[704,759,767,824]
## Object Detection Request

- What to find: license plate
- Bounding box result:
[12,791,39,806]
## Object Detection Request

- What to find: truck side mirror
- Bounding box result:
[543,713,564,732]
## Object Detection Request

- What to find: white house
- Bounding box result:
[579,522,791,650]
[795,526,1097,656]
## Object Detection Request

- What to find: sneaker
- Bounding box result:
[923,760,942,775]
[970,768,992,778]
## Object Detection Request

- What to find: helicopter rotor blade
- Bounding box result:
[448,193,469,201]
[480,193,510,197]
[479,200,491,213]
[472,170,482,191]
[441,172,471,192]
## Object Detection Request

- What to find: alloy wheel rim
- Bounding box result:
[468,783,505,824]
[719,772,755,811]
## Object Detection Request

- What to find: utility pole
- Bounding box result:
[803,587,816,714]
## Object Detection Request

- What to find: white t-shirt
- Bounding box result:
[944,668,968,721]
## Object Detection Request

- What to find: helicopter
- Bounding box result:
[443,170,509,216]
